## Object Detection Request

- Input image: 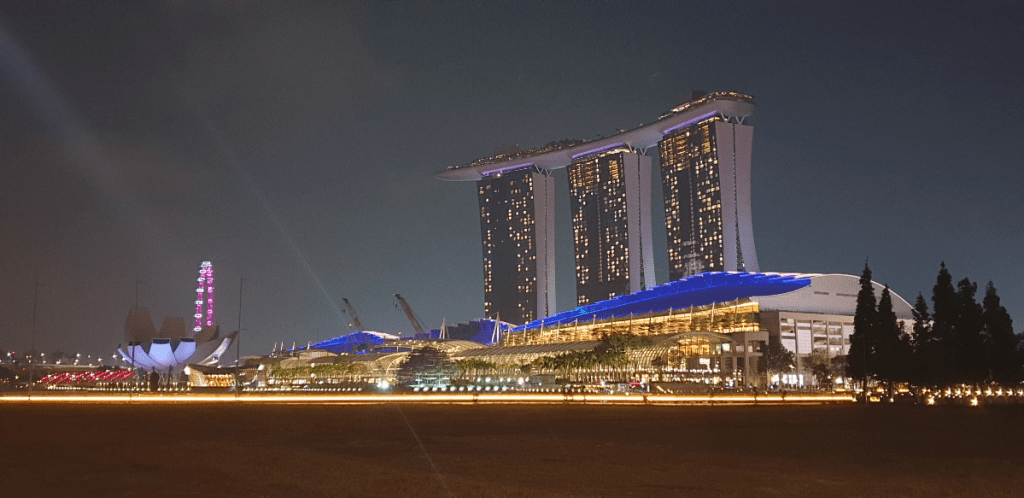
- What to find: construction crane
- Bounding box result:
[393,294,425,336]
[341,298,363,331]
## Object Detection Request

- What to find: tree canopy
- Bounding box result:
[757,335,794,383]
[396,346,456,386]
[853,261,1023,391]
[846,262,877,387]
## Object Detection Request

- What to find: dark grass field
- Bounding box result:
[1,402,1022,497]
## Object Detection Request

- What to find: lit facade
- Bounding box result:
[568,149,655,305]
[659,113,758,280]
[504,272,914,387]
[250,274,913,390]
[440,92,757,322]
[477,168,556,324]
[118,308,235,372]
[118,260,232,372]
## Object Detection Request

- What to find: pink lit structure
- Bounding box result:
[193,261,215,333]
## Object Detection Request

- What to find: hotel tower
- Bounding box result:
[477,167,556,324]
[568,148,655,305]
[439,91,757,324]
[658,97,758,279]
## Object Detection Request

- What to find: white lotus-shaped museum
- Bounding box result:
[117,307,235,372]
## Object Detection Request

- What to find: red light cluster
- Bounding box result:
[38,370,133,385]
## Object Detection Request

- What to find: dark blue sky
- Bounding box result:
[2,1,1021,358]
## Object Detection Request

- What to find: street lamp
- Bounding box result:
[235,276,246,397]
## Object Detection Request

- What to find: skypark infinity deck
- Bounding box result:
[436,92,755,181]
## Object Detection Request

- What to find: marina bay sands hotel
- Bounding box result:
[437,91,758,325]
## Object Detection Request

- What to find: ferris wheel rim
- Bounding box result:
[193,261,215,333]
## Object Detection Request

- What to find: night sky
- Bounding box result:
[2,2,1022,360]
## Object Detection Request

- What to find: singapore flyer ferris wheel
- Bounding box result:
[193,261,215,333]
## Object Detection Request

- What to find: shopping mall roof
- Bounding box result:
[304,330,400,354]
[513,272,814,332]
[513,271,916,333]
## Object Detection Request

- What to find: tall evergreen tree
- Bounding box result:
[758,335,795,386]
[930,262,957,386]
[954,278,986,385]
[981,282,1021,385]
[875,285,910,390]
[847,262,877,390]
[909,293,934,386]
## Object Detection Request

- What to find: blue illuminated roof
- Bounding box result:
[304,331,398,354]
[513,272,812,332]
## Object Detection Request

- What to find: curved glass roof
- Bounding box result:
[513,272,812,332]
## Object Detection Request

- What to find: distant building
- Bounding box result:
[117,306,235,372]
[503,271,914,388]
[568,148,655,305]
[440,91,757,322]
[117,261,233,373]
[659,101,758,279]
[477,167,556,324]
[258,271,915,390]
[427,318,513,345]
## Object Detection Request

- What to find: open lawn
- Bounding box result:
[1,402,1022,497]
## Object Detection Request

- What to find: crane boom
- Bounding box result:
[393,294,425,335]
[341,298,363,331]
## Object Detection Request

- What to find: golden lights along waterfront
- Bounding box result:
[6,388,1023,406]
[0,392,858,405]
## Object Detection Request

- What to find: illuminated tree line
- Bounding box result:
[266,361,368,383]
[525,333,653,381]
[392,333,655,385]
[847,262,1023,392]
